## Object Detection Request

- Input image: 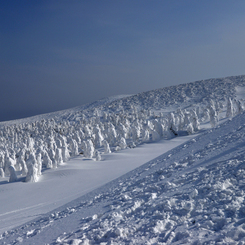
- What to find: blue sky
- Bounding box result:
[1,1,245,121]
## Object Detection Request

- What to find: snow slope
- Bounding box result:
[0,134,196,235]
[2,112,245,244]
[1,75,245,244]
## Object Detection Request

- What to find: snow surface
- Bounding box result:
[1,75,245,244]
[0,135,195,235]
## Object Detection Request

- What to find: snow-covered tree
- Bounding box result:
[107,123,117,145]
[18,150,28,176]
[235,99,244,115]
[70,139,79,157]
[0,168,4,177]
[8,165,18,182]
[62,145,70,162]
[4,153,16,176]
[42,150,53,169]
[209,105,218,128]
[103,140,111,154]
[84,139,95,158]
[36,152,42,176]
[141,127,150,142]
[190,109,200,132]
[176,109,185,130]
[226,98,234,118]
[55,148,63,166]
[131,125,141,142]
[25,152,38,182]
[119,137,127,149]
[94,125,104,147]
[95,150,101,161]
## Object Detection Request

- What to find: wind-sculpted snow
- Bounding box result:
[2,112,245,244]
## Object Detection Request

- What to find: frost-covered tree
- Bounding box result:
[119,137,127,149]
[153,119,163,137]
[118,123,128,139]
[103,140,111,154]
[8,165,18,182]
[84,125,92,138]
[0,168,4,177]
[235,99,244,115]
[62,145,70,162]
[176,109,185,130]
[0,151,5,169]
[84,139,95,158]
[42,150,53,169]
[131,125,141,142]
[36,152,42,176]
[107,123,117,145]
[187,123,194,134]
[151,129,161,141]
[94,125,104,147]
[226,98,234,118]
[55,148,63,166]
[18,149,28,176]
[25,152,38,182]
[70,139,79,157]
[27,137,35,151]
[74,131,81,145]
[95,150,101,161]
[141,127,150,142]
[78,128,85,140]
[169,113,178,133]
[48,148,56,166]
[209,105,218,128]
[190,109,200,132]
[4,153,16,176]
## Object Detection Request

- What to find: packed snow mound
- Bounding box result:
[2,111,245,244]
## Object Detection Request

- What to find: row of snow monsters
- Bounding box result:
[0,97,242,183]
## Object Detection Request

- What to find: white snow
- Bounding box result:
[1,75,245,244]
[0,135,195,234]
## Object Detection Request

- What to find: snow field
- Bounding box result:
[3,112,245,244]
[0,134,196,235]
[1,75,245,244]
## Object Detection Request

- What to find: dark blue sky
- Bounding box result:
[1,1,245,122]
